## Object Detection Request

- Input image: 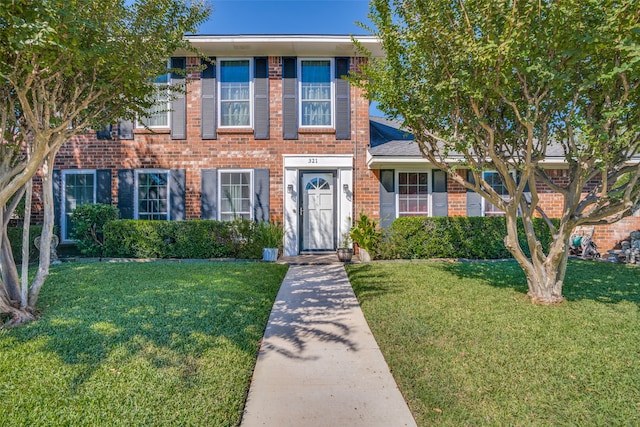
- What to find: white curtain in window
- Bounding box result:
[301,60,331,126]
[220,60,250,127]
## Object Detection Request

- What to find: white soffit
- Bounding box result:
[180,35,383,57]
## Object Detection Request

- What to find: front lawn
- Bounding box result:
[0,261,287,427]
[346,260,640,426]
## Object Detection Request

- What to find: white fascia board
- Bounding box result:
[180,35,382,57]
[367,156,463,169]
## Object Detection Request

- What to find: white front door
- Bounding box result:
[300,172,335,251]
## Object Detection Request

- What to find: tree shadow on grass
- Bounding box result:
[344,263,402,305]
[1,261,287,392]
[432,259,640,306]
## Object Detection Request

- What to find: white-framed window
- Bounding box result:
[61,170,97,242]
[135,169,170,220]
[482,171,511,216]
[397,171,430,217]
[137,72,170,129]
[298,58,334,127]
[218,59,253,128]
[219,170,253,221]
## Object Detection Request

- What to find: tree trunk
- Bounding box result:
[523,250,567,305]
[504,213,568,305]
[0,230,21,302]
[27,154,55,309]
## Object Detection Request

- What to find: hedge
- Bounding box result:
[103,219,263,259]
[381,216,555,260]
[7,226,45,263]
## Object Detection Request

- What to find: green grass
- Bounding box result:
[346,260,640,426]
[0,261,288,427]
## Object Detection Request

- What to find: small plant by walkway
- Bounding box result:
[347,260,640,426]
[0,261,287,426]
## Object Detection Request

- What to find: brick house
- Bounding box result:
[46,35,639,256]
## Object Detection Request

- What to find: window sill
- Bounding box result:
[298,127,335,135]
[134,128,171,135]
[217,127,254,135]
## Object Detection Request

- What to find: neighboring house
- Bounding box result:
[35,35,638,255]
[368,116,640,251]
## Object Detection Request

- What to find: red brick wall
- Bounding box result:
[35,55,372,227]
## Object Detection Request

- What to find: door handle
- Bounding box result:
[300,207,304,216]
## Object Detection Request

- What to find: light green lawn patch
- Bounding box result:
[0,261,287,427]
[346,260,640,426]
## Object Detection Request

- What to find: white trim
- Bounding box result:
[283,154,353,168]
[181,35,384,58]
[217,169,254,221]
[395,170,432,218]
[134,169,171,220]
[282,156,353,257]
[298,58,335,129]
[61,169,97,243]
[217,58,254,129]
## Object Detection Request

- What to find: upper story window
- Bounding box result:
[398,171,430,216]
[138,73,170,129]
[219,59,252,127]
[299,59,334,127]
[135,170,170,220]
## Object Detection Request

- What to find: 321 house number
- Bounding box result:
[308,158,318,164]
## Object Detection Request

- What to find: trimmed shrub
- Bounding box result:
[71,203,119,256]
[382,216,555,260]
[6,225,45,263]
[103,219,262,259]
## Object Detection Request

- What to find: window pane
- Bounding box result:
[398,172,429,217]
[140,84,169,128]
[137,172,169,220]
[220,60,250,127]
[219,172,251,220]
[483,171,508,215]
[301,60,331,126]
[64,173,96,240]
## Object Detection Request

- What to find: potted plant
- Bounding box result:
[256,221,284,262]
[336,232,354,262]
[350,212,380,262]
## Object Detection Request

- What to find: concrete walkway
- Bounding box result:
[241,263,417,427]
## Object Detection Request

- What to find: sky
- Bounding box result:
[197,0,373,35]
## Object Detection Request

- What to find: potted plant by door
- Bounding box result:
[350,212,380,262]
[336,233,354,262]
[256,221,284,262]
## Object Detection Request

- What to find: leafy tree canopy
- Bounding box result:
[0,0,209,325]
[355,0,640,303]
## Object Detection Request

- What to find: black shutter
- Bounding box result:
[53,170,61,229]
[170,169,186,220]
[96,124,112,140]
[253,168,270,222]
[96,169,112,205]
[201,169,218,219]
[118,119,134,140]
[170,57,187,140]
[117,170,134,219]
[466,170,483,217]
[432,169,448,217]
[201,57,217,139]
[282,57,298,139]
[254,57,269,139]
[335,57,351,140]
[379,169,396,228]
